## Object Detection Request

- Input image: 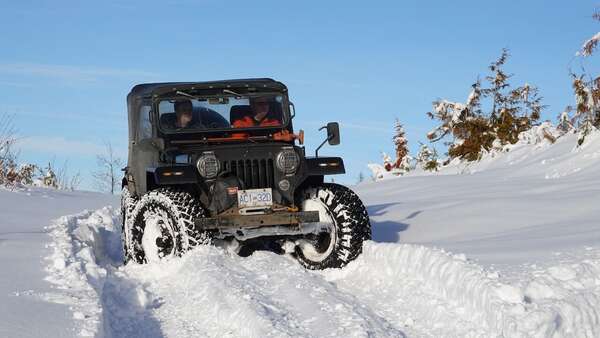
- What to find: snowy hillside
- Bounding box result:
[1,132,599,337]
[363,131,600,265]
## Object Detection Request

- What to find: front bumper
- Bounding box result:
[195,210,323,241]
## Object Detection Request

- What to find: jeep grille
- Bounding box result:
[223,159,275,189]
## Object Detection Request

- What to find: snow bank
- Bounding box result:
[325,242,600,337]
[45,207,122,337]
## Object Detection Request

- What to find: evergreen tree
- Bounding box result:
[43,163,58,188]
[18,164,36,186]
[392,119,409,169]
[578,10,600,57]
[416,144,440,171]
[397,155,414,173]
[572,10,600,145]
[482,49,511,125]
[557,108,574,135]
[571,73,600,145]
[482,50,543,145]
[427,49,544,160]
[495,83,543,145]
[428,80,495,161]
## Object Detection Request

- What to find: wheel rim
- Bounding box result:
[297,195,337,263]
[141,209,177,263]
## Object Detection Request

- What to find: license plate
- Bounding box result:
[237,188,273,209]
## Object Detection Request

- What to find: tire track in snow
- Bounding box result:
[45,207,600,338]
[45,207,407,338]
[118,247,406,338]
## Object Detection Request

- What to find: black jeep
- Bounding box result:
[121,78,371,269]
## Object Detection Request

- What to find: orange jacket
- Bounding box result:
[231,116,281,139]
[232,116,281,128]
[231,116,296,142]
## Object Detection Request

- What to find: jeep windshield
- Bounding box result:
[157,94,288,133]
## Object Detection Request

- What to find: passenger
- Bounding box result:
[232,97,281,128]
[173,99,194,129]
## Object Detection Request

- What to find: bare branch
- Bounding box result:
[92,141,124,194]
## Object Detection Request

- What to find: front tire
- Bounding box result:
[295,183,371,270]
[125,187,209,264]
[121,186,137,263]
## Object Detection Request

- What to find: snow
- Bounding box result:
[1,129,600,337]
[0,187,117,338]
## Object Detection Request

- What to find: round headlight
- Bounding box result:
[276,148,300,174]
[196,152,220,179]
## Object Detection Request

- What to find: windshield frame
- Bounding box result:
[153,91,291,135]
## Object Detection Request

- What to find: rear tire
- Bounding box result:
[125,187,210,264]
[295,183,371,270]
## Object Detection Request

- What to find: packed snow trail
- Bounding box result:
[47,207,407,338]
[46,207,600,337]
[0,188,117,338]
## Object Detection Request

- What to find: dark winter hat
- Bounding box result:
[174,99,192,113]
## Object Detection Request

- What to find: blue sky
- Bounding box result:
[1,0,598,190]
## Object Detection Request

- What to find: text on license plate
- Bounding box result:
[237,188,273,208]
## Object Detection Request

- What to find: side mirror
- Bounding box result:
[315,122,341,157]
[135,137,165,152]
[289,102,296,119]
[326,122,340,145]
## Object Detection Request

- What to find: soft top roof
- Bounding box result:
[127,78,288,104]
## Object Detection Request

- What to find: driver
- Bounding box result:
[173,99,194,128]
[232,97,281,128]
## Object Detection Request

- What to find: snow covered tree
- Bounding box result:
[571,10,600,145]
[570,73,600,145]
[382,152,394,172]
[392,119,409,169]
[397,155,414,173]
[557,108,575,135]
[416,144,439,171]
[427,49,544,161]
[482,49,511,125]
[577,120,597,146]
[578,10,600,57]
[482,50,543,145]
[18,164,37,185]
[494,84,543,145]
[427,80,495,161]
[42,163,58,188]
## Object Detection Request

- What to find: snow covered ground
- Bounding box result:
[0,187,117,338]
[2,131,599,337]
